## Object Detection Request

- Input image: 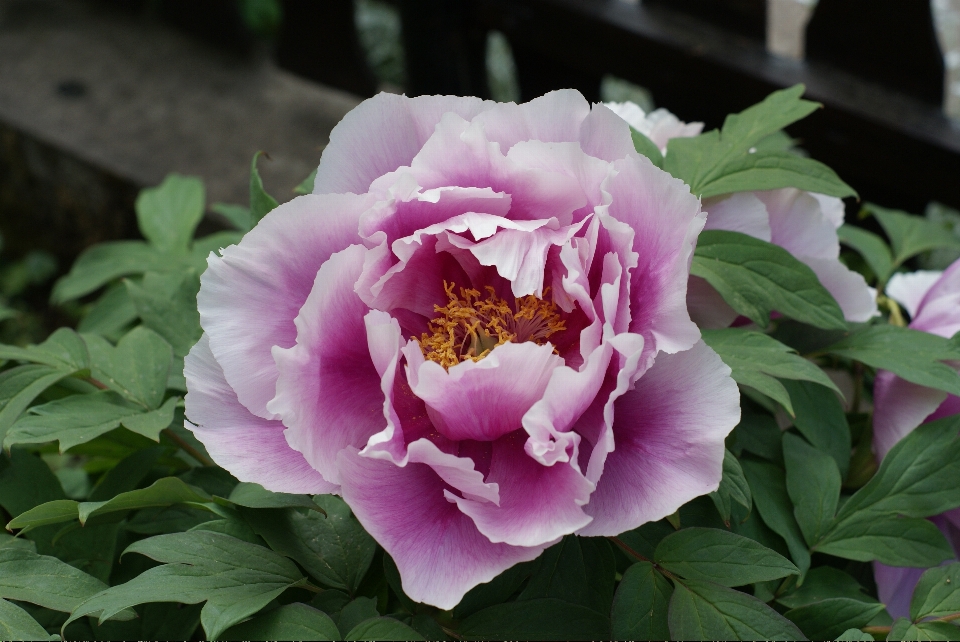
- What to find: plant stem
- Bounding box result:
[862,610,960,635]
[162,428,215,467]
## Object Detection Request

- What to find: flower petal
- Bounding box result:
[873,371,949,459]
[474,89,591,153]
[198,193,374,419]
[703,192,772,241]
[451,431,594,547]
[886,270,944,320]
[407,341,563,443]
[577,340,740,536]
[803,257,878,322]
[686,276,739,329]
[184,335,336,494]
[338,447,544,609]
[269,245,387,485]
[314,93,494,196]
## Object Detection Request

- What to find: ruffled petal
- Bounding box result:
[473,89,591,153]
[407,341,563,442]
[803,257,878,322]
[314,93,494,196]
[338,447,544,609]
[452,430,594,547]
[686,276,739,329]
[198,193,374,419]
[578,103,638,163]
[606,155,704,355]
[873,371,949,459]
[761,188,839,261]
[184,335,336,494]
[577,341,740,536]
[269,245,387,485]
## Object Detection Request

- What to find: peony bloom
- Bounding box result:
[607,102,878,327]
[184,91,740,608]
[871,261,960,618]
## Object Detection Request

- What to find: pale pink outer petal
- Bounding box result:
[872,370,948,459]
[606,155,705,356]
[642,108,704,151]
[407,341,563,443]
[576,340,740,536]
[269,245,387,485]
[916,259,960,321]
[313,93,495,196]
[184,335,336,494]
[578,103,639,163]
[337,447,545,610]
[703,192,772,241]
[198,193,375,419]
[886,270,944,320]
[473,89,591,153]
[452,431,594,547]
[803,257,878,322]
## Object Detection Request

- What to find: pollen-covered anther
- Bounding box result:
[419,281,566,368]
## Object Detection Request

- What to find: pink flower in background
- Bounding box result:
[184,91,740,608]
[607,102,878,327]
[872,260,960,618]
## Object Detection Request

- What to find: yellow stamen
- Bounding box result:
[419,282,566,368]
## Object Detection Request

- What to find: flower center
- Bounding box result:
[419,282,566,368]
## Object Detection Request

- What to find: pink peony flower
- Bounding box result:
[871,260,960,618]
[607,102,878,327]
[184,91,740,608]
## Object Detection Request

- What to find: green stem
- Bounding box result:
[162,428,215,467]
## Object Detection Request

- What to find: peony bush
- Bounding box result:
[2,85,960,641]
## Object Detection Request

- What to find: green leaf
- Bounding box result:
[834,415,960,522]
[702,329,841,417]
[816,515,953,566]
[210,203,254,233]
[783,598,884,641]
[667,579,806,640]
[77,283,139,340]
[456,598,611,640]
[709,448,752,525]
[654,527,799,586]
[0,448,66,518]
[452,562,533,619]
[85,327,173,409]
[0,329,89,372]
[78,477,214,525]
[51,241,181,303]
[692,230,847,330]
[889,620,960,641]
[5,500,78,533]
[518,535,615,614]
[825,325,960,397]
[223,603,339,641]
[338,598,379,637]
[783,433,841,547]
[87,447,166,501]
[293,168,317,196]
[65,531,307,640]
[698,151,856,199]
[0,533,34,552]
[243,496,376,594]
[741,459,811,575]
[0,548,123,615]
[664,84,818,194]
[910,563,960,620]
[344,617,425,641]
[250,152,279,223]
[611,561,672,641]
[135,174,205,254]
[776,567,876,610]
[225,482,324,513]
[5,391,176,451]
[836,628,877,641]
[125,272,202,358]
[0,365,72,442]
[838,225,894,284]
[0,598,57,641]
[630,127,664,168]
[867,203,960,268]
[781,380,851,478]
[732,406,784,463]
